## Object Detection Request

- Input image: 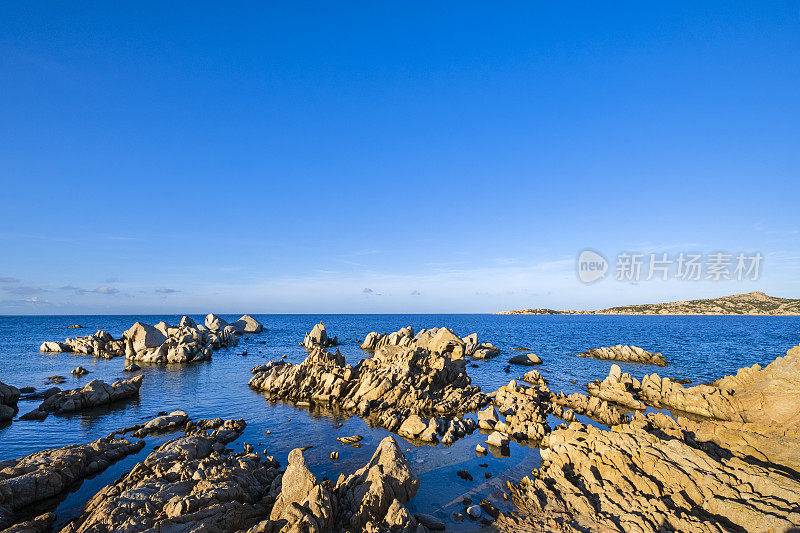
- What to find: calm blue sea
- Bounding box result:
[1,314,798,529]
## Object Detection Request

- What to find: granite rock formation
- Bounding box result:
[360,326,499,360]
[301,322,340,350]
[249,345,489,444]
[21,376,142,420]
[577,344,668,366]
[0,436,145,529]
[60,418,279,533]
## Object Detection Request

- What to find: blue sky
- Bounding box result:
[1,2,798,313]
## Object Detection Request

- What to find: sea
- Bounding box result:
[1,314,798,530]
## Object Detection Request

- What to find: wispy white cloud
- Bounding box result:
[155,287,180,294]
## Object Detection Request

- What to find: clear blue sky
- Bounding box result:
[1,2,798,313]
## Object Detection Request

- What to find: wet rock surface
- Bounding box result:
[249,344,489,444]
[577,344,668,366]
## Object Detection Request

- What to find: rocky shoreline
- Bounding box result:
[498,342,800,532]
[2,316,798,532]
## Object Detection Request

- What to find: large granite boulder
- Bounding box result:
[204,313,228,331]
[231,314,264,334]
[123,322,167,352]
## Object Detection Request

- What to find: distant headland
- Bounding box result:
[497,291,800,316]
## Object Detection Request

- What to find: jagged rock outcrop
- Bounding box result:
[520,369,548,387]
[490,380,550,441]
[21,376,142,420]
[124,316,238,364]
[301,322,339,349]
[577,344,668,366]
[39,330,125,359]
[587,350,800,422]
[503,343,800,532]
[504,417,800,533]
[61,419,280,533]
[0,381,20,422]
[249,345,489,444]
[360,326,499,359]
[0,436,145,530]
[39,315,256,366]
[249,436,421,533]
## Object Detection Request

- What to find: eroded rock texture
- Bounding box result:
[502,342,800,532]
[0,436,145,529]
[504,417,800,533]
[249,345,488,444]
[578,344,668,366]
[360,326,499,360]
[124,316,237,364]
[249,436,422,533]
[39,330,125,359]
[39,314,263,366]
[301,322,340,350]
[61,419,279,533]
[21,376,143,421]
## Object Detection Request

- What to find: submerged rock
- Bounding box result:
[577,344,668,366]
[508,353,542,366]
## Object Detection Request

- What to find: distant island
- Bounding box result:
[497,291,800,316]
